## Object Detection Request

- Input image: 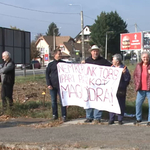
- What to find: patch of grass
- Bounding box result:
[15,74,45,83]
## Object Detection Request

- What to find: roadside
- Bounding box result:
[0,117,149,150]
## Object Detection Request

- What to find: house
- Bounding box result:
[35,36,74,66]
[74,25,91,44]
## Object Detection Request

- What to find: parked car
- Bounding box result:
[21,60,41,69]
[15,64,23,69]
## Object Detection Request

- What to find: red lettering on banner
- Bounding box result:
[59,74,75,83]
[113,69,119,80]
[86,66,97,76]
[61,84,113,104]
[104,89,113,104]
[88,88,95,101]
[96,87,103,101]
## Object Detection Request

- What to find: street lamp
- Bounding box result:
[105,31,114,59]
[69,4,85,60]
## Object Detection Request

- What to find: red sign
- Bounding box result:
[120,32,142,51]
[45,54,49,61]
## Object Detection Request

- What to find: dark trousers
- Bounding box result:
[50,87,66,117]
[109,94,126,121]
[1,84,14,108]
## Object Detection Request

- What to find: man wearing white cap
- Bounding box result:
[84,45,111,123]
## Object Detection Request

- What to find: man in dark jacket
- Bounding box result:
[0,51,15,110]
[46,49,66,122]
[83,45,112,123]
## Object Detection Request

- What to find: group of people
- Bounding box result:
[0,47,150,126]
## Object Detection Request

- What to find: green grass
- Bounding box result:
[15,74,46,83]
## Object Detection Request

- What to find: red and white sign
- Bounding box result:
[120,32,142,51]
[45,54,49,61]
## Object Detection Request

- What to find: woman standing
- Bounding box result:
[134,51,150,125]
[108,54,131,125]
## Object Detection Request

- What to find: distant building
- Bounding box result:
[35,36,74,66]
[74,25,91,44]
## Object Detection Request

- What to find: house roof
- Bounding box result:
[63,42,91,54]
[56,36,74,46]
[74,25,91,39]
[35,35,74,47]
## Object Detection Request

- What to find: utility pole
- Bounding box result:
[53,28,56,51]
[81,11,85,60]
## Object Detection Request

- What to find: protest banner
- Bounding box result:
[57,63,123,114]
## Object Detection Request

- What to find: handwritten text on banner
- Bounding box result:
[57,63,123,114]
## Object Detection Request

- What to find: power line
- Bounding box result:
[0,13,78,25]
[84,14,95,20]
[137,24,143,32]
[0,1,79,15]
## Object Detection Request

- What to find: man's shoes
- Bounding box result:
[62,116,67,122]
[84,119,93,123]
[108,120,114,125]
[94,119,101,124]
[53,115,58,120]
[147,122,150,126]
[133,120,142,125]
[118,121,123,125]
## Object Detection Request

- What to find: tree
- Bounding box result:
[46,22,60,36]
[34,33,43,41]
[10,26,22,30]
[90,11,128,55]
[31,41,41,59]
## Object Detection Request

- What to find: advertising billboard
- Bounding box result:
[143,31,150,50]
[120,32,142,51]
[0,27,30,64]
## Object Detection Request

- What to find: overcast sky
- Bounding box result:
[0,0,149,40]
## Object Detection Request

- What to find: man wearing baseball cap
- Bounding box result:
[84,45,111,123]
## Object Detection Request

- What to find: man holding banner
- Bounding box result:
[46,49,67,122]
[83,45,111,123]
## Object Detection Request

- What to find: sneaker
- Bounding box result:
[62,116,67,122]
[118,121,123,125]
[53,115,58,120]
[94,119,101,124]
[108,120,114,125]
[147,122,150,126]
[84,119,93,123]
[133,120,142,125]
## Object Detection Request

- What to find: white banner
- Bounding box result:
[57,63,123,114]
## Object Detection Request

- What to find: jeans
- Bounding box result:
[86,108,102,120]
[136,91,150,121]
[50,87,66,117]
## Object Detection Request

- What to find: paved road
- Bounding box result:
[0,118,149,150]
[15,67,46,76]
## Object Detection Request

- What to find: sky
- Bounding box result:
[0,0,149,41]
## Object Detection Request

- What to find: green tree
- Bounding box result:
[90,11,128,55]
[46,22,60,36]
[10,26,22,30]
[31,41,41,59]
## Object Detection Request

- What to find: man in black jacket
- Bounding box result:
[0,51,15,110]
[84,45,111,123]
[46,49,66,122]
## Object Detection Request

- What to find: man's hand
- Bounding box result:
[81,60,85,64]
[122,67,126,74]
[48,85,53,90]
